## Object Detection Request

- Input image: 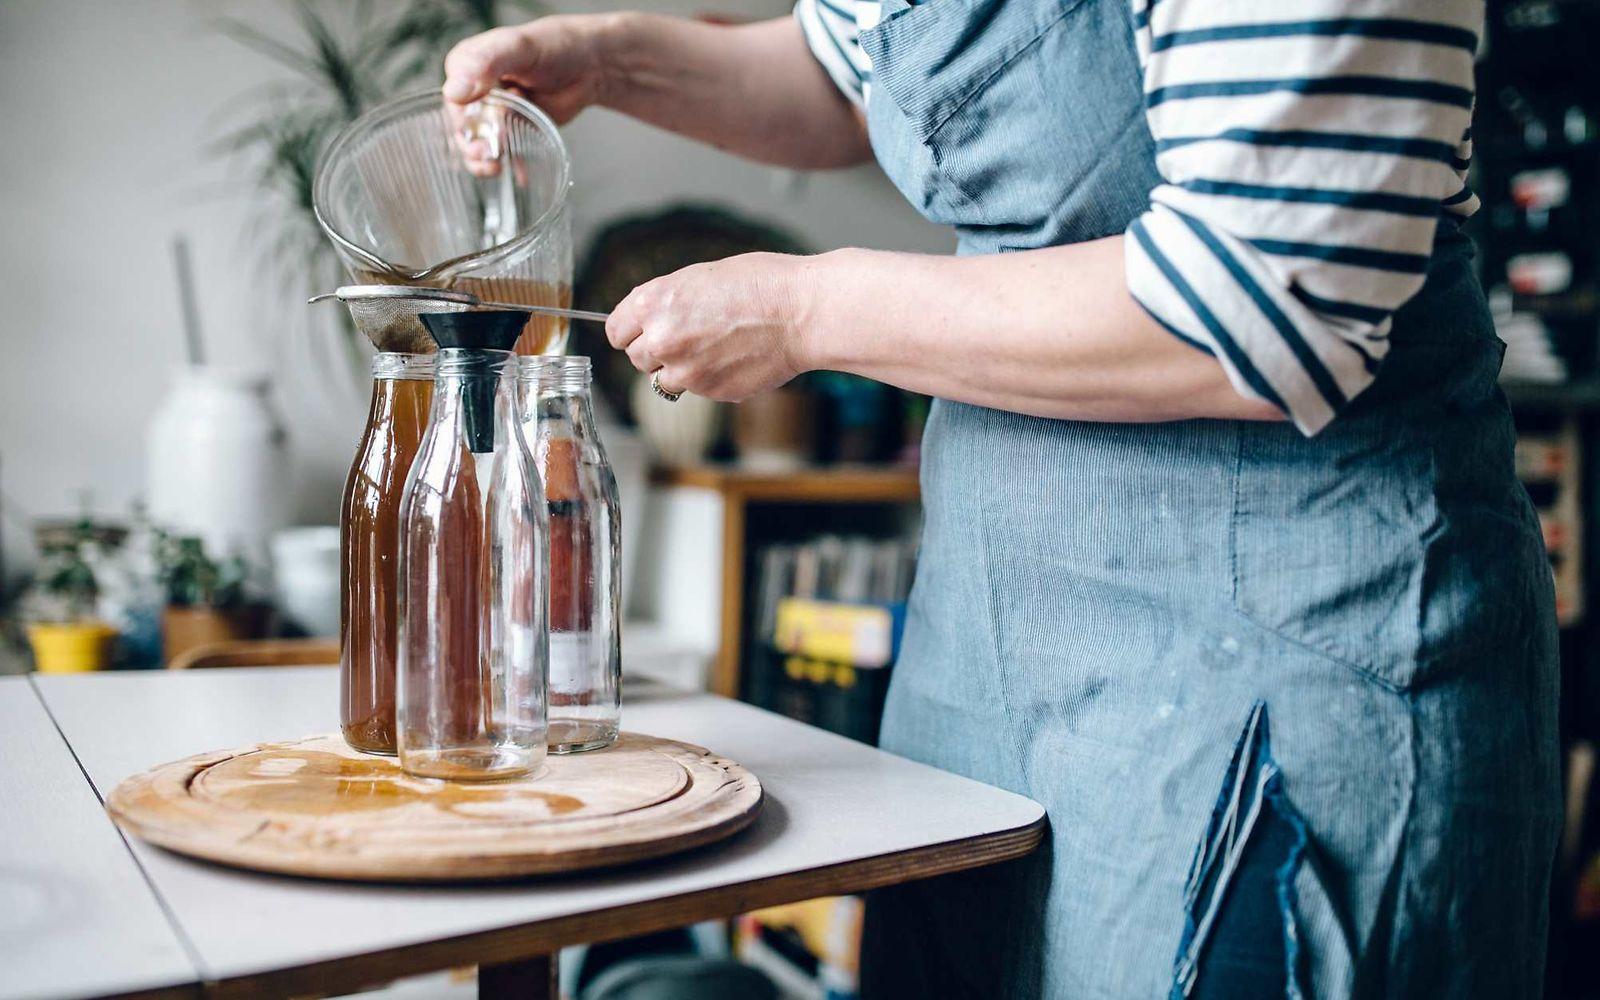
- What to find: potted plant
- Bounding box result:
[158,536,266,664]
[22,527,119,673]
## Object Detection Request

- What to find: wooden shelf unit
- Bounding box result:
[1505,379,1600,413]
[652,465,922,504]
[649,465,921,698]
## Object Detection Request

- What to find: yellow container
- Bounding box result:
[27,621,119,673]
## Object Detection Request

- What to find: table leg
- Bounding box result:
[479,953,557,1000]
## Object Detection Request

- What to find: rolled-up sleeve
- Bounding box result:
[795,0,876,107]
[1124,1,1481,434]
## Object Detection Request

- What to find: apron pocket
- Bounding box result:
[1230,415,1541,691]
[1231,419,1437,690]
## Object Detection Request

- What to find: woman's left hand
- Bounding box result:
[606,252,818,401]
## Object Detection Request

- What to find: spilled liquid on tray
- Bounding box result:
[206,749,584,817]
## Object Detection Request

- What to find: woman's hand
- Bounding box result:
[606,253,819,401]
[443,15,620,124]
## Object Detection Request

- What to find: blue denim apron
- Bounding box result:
[854,1,1562,997]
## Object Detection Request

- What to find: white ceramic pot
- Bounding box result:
[146,367,290,570]
[629,375,721,468]
[270,526,341,637]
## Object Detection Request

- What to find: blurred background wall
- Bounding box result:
[0,0,952,584]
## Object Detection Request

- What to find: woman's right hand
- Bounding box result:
[443,15,622,125]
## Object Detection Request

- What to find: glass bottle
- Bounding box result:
[397,348,548,780]
[340,353,433,755]
[519,356,621,752]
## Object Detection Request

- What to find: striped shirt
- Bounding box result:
[796,0,1481,435]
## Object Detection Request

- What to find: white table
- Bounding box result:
[0,678,197,1000]
[15,667,1044,999]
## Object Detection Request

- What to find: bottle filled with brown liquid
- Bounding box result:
[340,353,434,755]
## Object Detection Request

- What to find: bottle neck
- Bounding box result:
[432,349,514,453]
[435,347,512,381]
[365,370,432,430]
[367,354,434,433]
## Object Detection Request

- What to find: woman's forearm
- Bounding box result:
[597,15,871,169]
[799,240,1284,424]
[604,195,1283,425]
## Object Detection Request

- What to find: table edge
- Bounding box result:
[200,815,1047,1000]
[74,985,204,1000]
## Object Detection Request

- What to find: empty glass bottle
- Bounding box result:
[398,346,548,780]
[518,356,621,752]
[341,352,433,755]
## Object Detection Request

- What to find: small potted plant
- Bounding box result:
[159,536,266,664]
[22,528,119,673]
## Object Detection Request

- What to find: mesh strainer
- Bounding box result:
[309,285,608,354]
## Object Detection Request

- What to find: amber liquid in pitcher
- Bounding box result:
[452,276,572,356]
[341,370,433,754]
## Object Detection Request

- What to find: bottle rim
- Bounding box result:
[516,354,591,391]
[370,352,437,380]
[434,347,513,376]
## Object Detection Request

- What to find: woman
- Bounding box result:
[446,2,1558,996]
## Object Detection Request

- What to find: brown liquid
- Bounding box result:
[354,269,571,355]
[452,276,572,356]
[216,749,583,817]
[340,375,431,754]
[544,437,594,633]
[427,446,491,746]
[390,436,500,760]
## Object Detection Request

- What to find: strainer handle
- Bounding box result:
[477,300,611,324]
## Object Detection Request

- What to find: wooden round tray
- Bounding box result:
[107,733,762,882]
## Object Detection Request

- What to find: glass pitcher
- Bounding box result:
[397,348,548,780]
[519,356,621,753]
[313,88,574,356]
[341,352,434,755]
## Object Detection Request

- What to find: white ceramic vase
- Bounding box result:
[146,366,290,572]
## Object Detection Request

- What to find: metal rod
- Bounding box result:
[476,300,611,324]
[306,288,609,324]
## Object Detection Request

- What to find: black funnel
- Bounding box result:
[419,310,526,351]
[420,311,525,452]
